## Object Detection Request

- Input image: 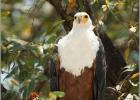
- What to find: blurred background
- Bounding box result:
[1,0,139,100]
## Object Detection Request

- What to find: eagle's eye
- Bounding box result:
[74,16,77,19]
[84,15,88,19]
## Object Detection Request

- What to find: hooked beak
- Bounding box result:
[77,16,82,24]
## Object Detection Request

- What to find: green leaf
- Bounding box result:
[129,80,138,87]
[38,96,46,100]
[129,83,139,94]
[130,73,139,79]
[63,0,68,5]
[78,0,84,11]
[52,91,65,98]
[105,0,110,5]
[22,79,35,100]
[122,64,136,73]
[4,66,18,80]
[123,64,136,69]
[47,34,57,43]
[48,20,65,34]
[92,0,98,4]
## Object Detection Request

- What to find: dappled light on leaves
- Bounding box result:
[1,0,139,99]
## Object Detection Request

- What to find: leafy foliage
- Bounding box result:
[1,0,139,99]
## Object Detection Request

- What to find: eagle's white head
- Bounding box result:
[58,12,99,76]
[72,12,93,30]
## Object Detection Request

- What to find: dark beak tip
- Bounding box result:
[78,18,81,24]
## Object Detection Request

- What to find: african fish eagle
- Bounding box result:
[50,12,106,100]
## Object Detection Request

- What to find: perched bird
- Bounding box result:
[50,12,106,100]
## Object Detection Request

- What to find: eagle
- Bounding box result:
[49,12,106,100]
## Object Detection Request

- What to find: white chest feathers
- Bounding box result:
[58,29,99,76]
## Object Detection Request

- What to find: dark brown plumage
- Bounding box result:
[57,60,96,100]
